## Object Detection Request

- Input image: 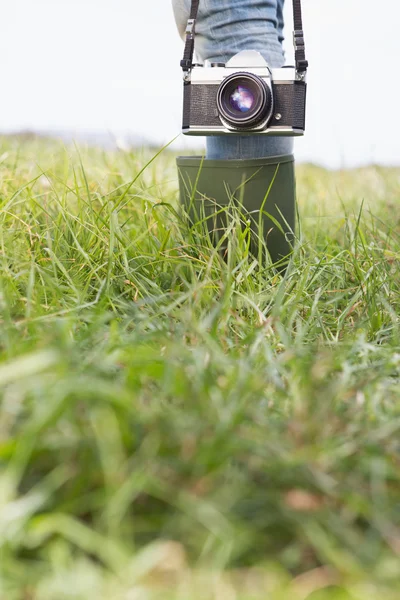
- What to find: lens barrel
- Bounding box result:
[217,72,273,131]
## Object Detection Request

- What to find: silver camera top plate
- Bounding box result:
[188,50,299,84]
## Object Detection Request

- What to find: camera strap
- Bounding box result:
[180,0,308,75]
[292,0,308,73]
[180,0,200,73]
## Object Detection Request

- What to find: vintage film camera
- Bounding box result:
[180,0,308,137]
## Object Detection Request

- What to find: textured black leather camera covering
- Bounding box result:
[183,84,220,129]
[183,81,306,131]
[270,82,306,129]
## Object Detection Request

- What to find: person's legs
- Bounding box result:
[176,0,296,262]
[206,131,293,161]
[182,0,293,159]
[276,0,285,47]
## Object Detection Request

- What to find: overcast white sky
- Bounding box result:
[0,0,399,168]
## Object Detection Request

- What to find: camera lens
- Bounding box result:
[229,86,255,113]
[217,72,272,130]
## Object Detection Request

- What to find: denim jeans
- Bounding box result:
[173,0,294,159]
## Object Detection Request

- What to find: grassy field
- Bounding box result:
[0,135,400,600]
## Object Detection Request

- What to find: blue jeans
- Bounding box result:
[175,0,293,159]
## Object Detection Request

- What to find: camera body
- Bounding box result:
[182,50,307,136]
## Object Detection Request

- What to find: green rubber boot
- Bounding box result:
[176,154,296,264]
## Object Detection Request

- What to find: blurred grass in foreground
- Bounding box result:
[0,136,400,599]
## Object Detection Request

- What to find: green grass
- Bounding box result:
[1,135,400,599]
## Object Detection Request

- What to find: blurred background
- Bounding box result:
[0,0,398,168]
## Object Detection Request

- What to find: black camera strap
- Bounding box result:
[180,0,200,72]
[180,0,308,75]
[292,0,308,73]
